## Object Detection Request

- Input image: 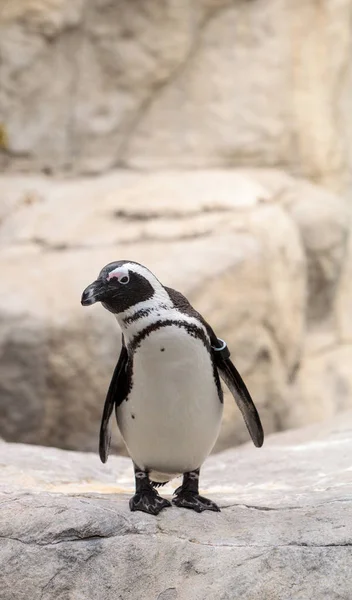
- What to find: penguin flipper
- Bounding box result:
[216,356,264,448]
[164,286,264,447]
[197,317,264,448]
[99,338,129,463]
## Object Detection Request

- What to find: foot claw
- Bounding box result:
[172,491,220,513]
[129,491,171,515]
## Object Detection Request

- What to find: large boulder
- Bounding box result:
[1,414,352,599]
[0,168,350,453]
[0,169,302,451]
[1,1,352,197]
[336,226,352,342]
[0,166,352,451]
[287,344,352,428]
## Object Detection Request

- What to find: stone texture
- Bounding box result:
[0,168,307,453]
[336,220,352,343]
[286,343,352,429]
[1,0,352,197]
[0,168,350,453]
[1,414,352,600]
[252,169,350,322]
[290,0,352,196]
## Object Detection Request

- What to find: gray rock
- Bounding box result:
[1,0,352,198]
[1,413,352,599]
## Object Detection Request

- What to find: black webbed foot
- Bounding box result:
[172,491,220,512]
[130,464,171,515]
[129,490,171,515]
[172,469,220,513]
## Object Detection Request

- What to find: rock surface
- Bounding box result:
[0,168,350,453]
[0,0,352,197]
[1,414,352,600]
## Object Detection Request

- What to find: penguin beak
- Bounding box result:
[81,280,102,306]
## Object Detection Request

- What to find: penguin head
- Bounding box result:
[81,260,160,315]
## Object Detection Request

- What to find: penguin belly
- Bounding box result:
[116,325,223,483]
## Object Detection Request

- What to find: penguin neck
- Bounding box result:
[114,285,174,343]
[114,294,209,348]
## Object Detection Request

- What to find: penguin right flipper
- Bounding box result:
[99,338,129,463]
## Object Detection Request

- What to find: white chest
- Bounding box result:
[116,325,223,481]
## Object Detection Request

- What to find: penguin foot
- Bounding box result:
[129,491,171,515]
[172,491,220,513]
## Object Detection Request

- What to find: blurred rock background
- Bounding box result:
[0,0,352,455]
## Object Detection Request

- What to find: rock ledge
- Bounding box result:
[1,414,352,599]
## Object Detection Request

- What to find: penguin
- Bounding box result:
[81,260,264,515]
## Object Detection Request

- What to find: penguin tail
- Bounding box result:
[151,480,169,488]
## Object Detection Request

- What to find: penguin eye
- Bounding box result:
[118,275,129,285]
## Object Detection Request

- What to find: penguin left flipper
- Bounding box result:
[214,353,264,448]
[99,337,129,463]
[204,323,264,448]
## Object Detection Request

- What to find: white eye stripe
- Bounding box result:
[107,267,130,284]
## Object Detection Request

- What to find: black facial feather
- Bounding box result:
[101,271,154,314]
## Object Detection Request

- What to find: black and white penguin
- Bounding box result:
[81,260,263,515]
